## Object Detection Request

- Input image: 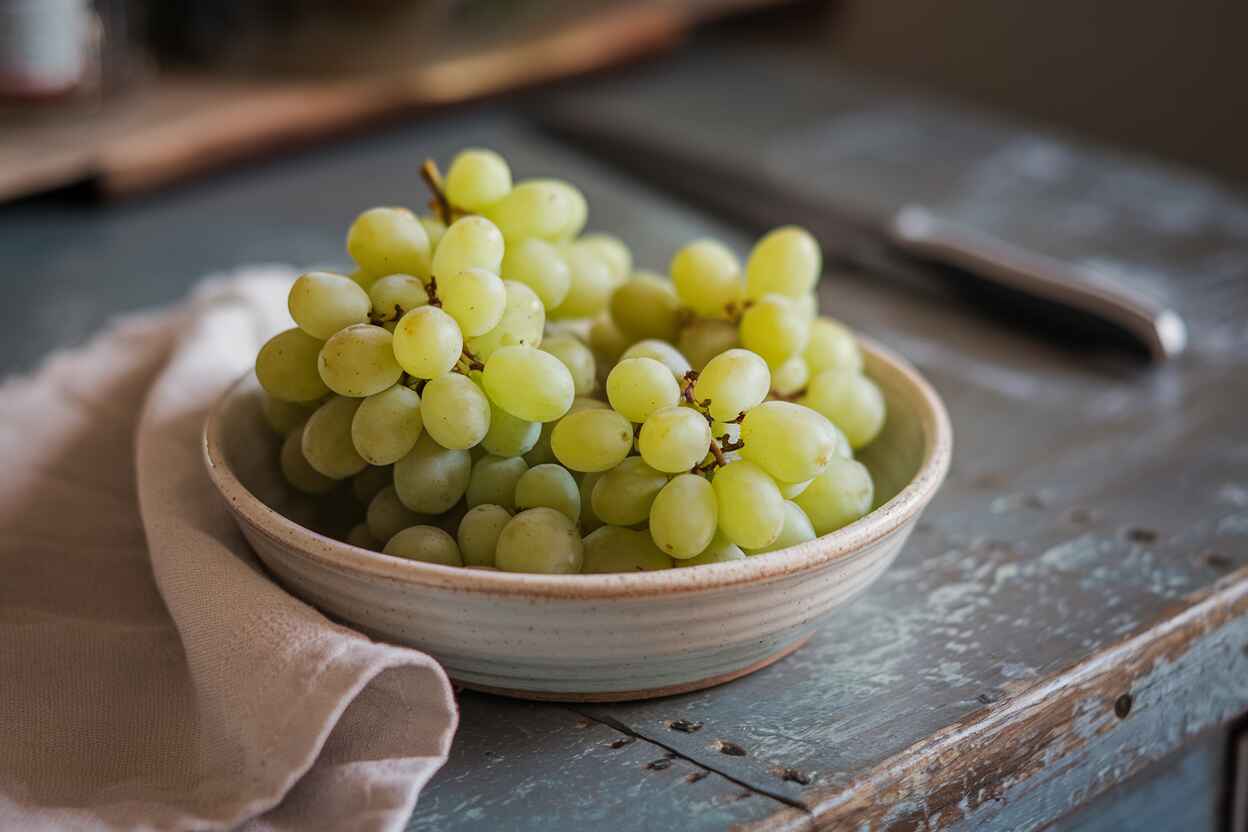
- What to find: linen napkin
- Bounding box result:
[0,269,458,831]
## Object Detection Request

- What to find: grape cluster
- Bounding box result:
[256,148,884,574]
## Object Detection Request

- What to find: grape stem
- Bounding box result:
[421,159,455,226]
[425,277,443,308]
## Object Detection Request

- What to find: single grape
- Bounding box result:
[445,148,512,211]
[805,317,863,374]
[802,368,886,449]
[392,306,463,379]
[582,527,673,573]
[679,533,746,566]
[620,339,691,380]
[257,328,329,403]
[793,457,874,535]
[481,402,541,458]
[670,239,743,318]
[500,237,571,309]
[383,525,462,566]
[367,274,429,322]
[482,345,575,423]
[318,324,403,398]
[393,432,472,514]
[588,315,633,364]
[495,507,583,574]
[776,478,812,500]
[739,293,810,367]
[367,485,428,543]
[466,280,545,360]
[347,207,431,278]
[677,318,739,371]
[740,400,841,484]
[280,425,336,495]
[514,463,580,523]
[421,372,491,450]
[551,408,633,473]
[771,355,810,397]
[744,501,816,555]
[301,396,368,479]
[609,273,682,342]
[288,271,371,339]
[352,464,393,504]
[712,460,785,549]
[486,180,581,241]
[648,473,716,558]
[262,393,316,435]
[549,245,613,319]
[542,179,588,239]
[457,504,512,567]
[745,226,821,299]
[591,457,668,527]
[524,397,606,466]
[606,357,681,423]
[694,348,770,422]
[638,406,712,474]
[440,267,507,337]
[575,233,632,282]
[351,384,423,465]
[466,454,528,510]
[578,471,605,533]
[540,334,596,396]
[346,523,379,551]
[431,215,505,285]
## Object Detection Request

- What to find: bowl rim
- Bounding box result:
[204,336,952,600]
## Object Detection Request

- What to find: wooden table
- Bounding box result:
[1,46,1245,831]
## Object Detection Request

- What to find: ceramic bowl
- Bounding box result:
[204,338,951,701]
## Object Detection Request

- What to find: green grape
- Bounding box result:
[551,408,633,473]
[794,457,874,535]
[771,355,810,397]
[420,372,491,449]
[431,216,505,284]
[393,306,463,379]
[419,215,446,251]
[575,233,632,282]
[744,501,816,555]
[288,271,371,339]
[693,348,770,422]
[262,393,315,435]
[466,280,545,359]
[352,464,393,504]
[486,180,581,241]
[802,369,886,449]
[367,485,428,543]
[608,272,682,342]
[606,357,680,423]
[805,317,863,374]
[712,460,785,549]
[776,478,812,499]
[744,225,821,300]
[466,454,528,510]
[440,267,507,337]
[549,245,613,319]
[348,267,381,292]
[347,207,431,278]
[739,293,810,367]
[317,324,403,398]
[540,334,596,396]
[677,318,739,371]
[740,400,841,484]
[588,315,633,364]
[581,527,673,573]
[541,179,588,239]
[670,239,743,318]
[393,432,472,513]
[495,507,583,574]
[346,523,379,551]
[367,274,428,322]
[514,463,580,523]
[591,457,668,527]
[482,345,575,422]
[445,148,512,211]
[578,471,605,533]
[638,406,712,473]
[257,328,329,403]
[794,292,818,322]
[280,425,336,495]
[500,237,571,309]
[301,396,368,479]
[524,397,606,466]
[383,525,462,566]
[620,339,691,380]
[456,504,512,567]
[351,384,423,465]
[679,534,746,566]
[648,473,716,558]
[481,402,541,457]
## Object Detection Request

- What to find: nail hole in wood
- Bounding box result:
[666,719,703,733]
[770,766,813,785]
[713,740,747,756]
[1125,527,1158,544]
[685,771,709,784]
[608,737,636,749]
[1114,693,1133,719]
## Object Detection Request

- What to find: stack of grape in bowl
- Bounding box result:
[205,149,951,699]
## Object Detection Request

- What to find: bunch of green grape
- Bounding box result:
[256,148,883,575]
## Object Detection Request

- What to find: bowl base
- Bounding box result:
[452,634,811,702]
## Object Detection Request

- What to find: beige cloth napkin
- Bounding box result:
[0,269,458,831]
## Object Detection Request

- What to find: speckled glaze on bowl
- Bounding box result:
[204,338,951,701]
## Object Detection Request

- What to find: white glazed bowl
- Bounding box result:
[204,339,951,701]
